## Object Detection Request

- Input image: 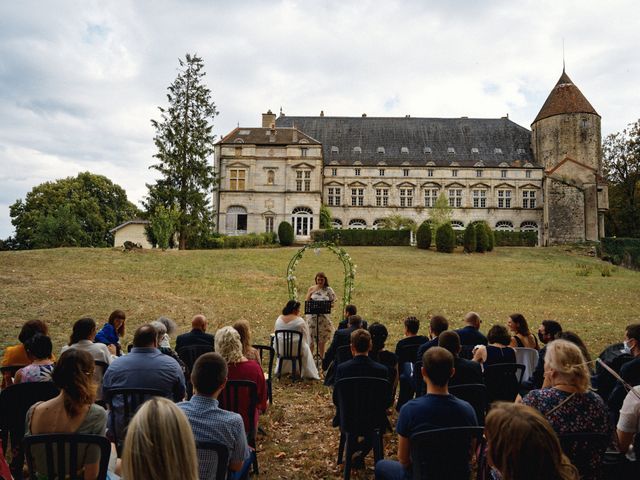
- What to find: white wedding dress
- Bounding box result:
[274,315,320,380]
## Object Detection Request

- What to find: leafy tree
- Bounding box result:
[278,221,294,246]
[320,204,332,229]
[9,172,139,249]
[381,214,416,231]
[429,192,452,233]
[486,223,495,251]
[435,223,455,253]
[463,223,476,253]
[416,220,432,249]
[603,119,640,237]
[145,53,218,249]
[149,206,180,250]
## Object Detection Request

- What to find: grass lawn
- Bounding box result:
[1,245,639,478]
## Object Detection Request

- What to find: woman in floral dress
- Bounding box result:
[304,272,336,359]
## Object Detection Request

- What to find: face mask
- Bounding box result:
[622,341,632,355]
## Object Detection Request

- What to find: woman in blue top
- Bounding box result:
[472,325,516,367]
[95,309,126,356]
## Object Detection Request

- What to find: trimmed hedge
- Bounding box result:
[278,221,294,246]
[475,223,488,253]
[435,223,455,253]
[310,229,411,246]
[600,237,640,270]
[200,232,277,249]
[493,231,538,246]
[416,221,432,249]
[463,224,476,253]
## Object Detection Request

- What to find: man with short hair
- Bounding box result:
[175,314,215,350]
[338,305,369,330]
[454,312,487,347]
[608,324,640,421]
[375,347,478,480]
[178,353,251,478]
[103,324,186,437]
[521,319,563,391]
[395,317,428,411]
[437,331,483,386]
[323,315,364,373]
[416,315,449,360]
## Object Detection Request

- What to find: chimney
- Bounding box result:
[362,113,367,117]
[262,109,276,128]
[320,110,324,117]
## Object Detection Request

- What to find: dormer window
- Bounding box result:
[353,146,362,154]
[234,138,244,144]
[331,146,339,154]
[447,147,455,154]
[401,147,409,154]
[494,148,503,154]
[377,147,385,154]
[517,148,526,154]
[424,147,432,154]
[471,147,479,154]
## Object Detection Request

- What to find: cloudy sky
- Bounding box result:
[1,0,638,238]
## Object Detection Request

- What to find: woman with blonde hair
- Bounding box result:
[485,402,579,480]
[215,326,267,432]
[122,397,198,480]
[522,339,610,480]
[233,319,260,363]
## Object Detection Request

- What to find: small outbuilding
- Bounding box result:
[110,219,153,248]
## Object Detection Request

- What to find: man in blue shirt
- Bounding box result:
[455,311,487,347]
[179,352,251,479]
[375,347,478,480]
[102,324,186,443]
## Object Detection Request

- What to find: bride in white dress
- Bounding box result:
[274,300,320,380]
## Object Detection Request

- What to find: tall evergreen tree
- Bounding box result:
[145,53,218,249]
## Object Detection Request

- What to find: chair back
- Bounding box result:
[336,345,353,364]
[273,330,303,359]
[559,432,609,480]
[513,348,538,384]
[94,361,108,401]
[253,344,275,378]
[398,344,421,365]
[459,345,475,360]
[196,441,229,480]
[334,377,389,434]
[104,387,165,452]
[23,433,111,480]
[414,361,425,397]
[410,426,484,480]
[177,344,215,372]
[448,384,487,425]
[483,363,525,404]
[219,380,258,440]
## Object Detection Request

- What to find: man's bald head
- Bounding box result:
[192,314,207,332]
[464,311,481,329]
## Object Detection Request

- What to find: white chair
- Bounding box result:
[514,347,539,384]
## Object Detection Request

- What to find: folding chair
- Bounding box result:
[449,384,488,425]
[196,441,230,480]
[253,344,275,404]
[273,330,303,380]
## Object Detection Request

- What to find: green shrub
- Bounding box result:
[475,223,488,253]
[416,221,432,249]
[600,237,640,270]
[493,231,538,246]
[435,223,455,253]
[486,223,495,252]
[463,224,476,253]
[310,229,410,246]
[278,221,294,246]
[576,263,593,276]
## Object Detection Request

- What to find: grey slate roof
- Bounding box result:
[275,115,537,167]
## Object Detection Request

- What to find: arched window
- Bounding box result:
[495,221,514,231]
[520,221,538,232]
[348,219,367,229]
[291,207,313,237]
[451,220,464,230]
[267,170,275,185]
[226,206,248,234]
[331,218,343,230]
[372,219,386,230]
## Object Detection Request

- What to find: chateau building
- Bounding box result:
[214,70,608,245]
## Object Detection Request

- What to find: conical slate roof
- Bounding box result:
[533,70,599,123]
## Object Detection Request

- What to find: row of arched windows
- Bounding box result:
[331,218,539,232]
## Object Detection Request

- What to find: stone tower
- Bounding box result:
[531,70,608,244]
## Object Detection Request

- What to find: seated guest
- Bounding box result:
[15,334,54,383]
[485,402,579,480]
[1,319,49,388]
[61,317,113,399]
[274,300,319,380]
[122,397,198,480]
[608,324,640,423]
[155,316,178,349]
[215,326,268,433]
[415,315,449,361]
[369,323,399,400]
[523,339,610,480]
[522,319,563,391]
[455,311,487,347]
[25,349,110,480]
[617,385,640,457]
[472,325,516,367]
[375,347,478,480]
[395,316,428,357]
[102,324,186,437]
[233,319,261,363]
[94,309,126,356]
[338,304,368,330]
[323,315,365,377]
[438,331,483,386]
[151,319,188,376]
[395,316,429,410]
[178,353,251,479]
[508,313,539,349]
[176,314,215,350]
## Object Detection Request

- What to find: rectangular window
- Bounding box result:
[497,189,512,208]
[400,188,414,207]
[403,168,410,177]
[452,169,458,177]
[472,189,487,208]
[332,168,337,176]
[301,148,308,157]
[379,169,385,176]
[424,189,439,207]
[304,170,311,191]
[351,188,364,206]
[526,170,532,179]
[523,190,537,208]
[327,187,341,206]
[296,170,303,191]
[501,170,507,178]
[265,217,274,233]
[375,188,389,207]
[229,169,246,191]
[428,169,434,177]
[236,214,247,231]
[354,168,361,176]
[448,189,462,208]
[476,170,483,177]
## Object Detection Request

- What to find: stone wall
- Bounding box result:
[546,179,585,243]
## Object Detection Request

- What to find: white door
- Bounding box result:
[291,208,313,239]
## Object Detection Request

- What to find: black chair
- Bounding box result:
[334,376,390,480]
[253,344,275,404]
[336,345,353,364]
[177,344,215,398]
[397,346,420,410]
[449,384,488,425]
[274,330,303,380]
[460,345,475,360]
[558,432,609,480]
[23,433,111,480]
[0,381,60,478]
[94,361,108,404]
[414,361,426,397]
[483,363,525,404]
[196,441,230,480]
[410,426,484,480]
[219,380,259,475]
[103,387,165,454]
[398,344,421,365]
